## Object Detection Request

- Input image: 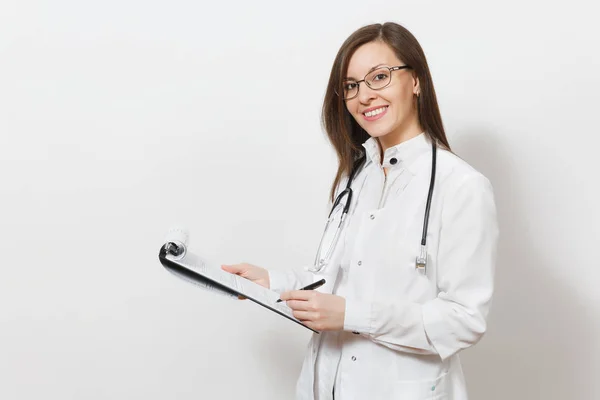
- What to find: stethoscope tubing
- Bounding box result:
[421,143,437,246]
[313,142,437,273]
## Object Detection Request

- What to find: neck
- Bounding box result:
[377,119,423,158]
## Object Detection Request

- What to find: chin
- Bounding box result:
[363,125,395,139]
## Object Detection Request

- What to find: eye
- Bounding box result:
[373,73,389,81]
[343,82,358,91]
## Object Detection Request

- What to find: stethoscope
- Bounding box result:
[312,142,437,275]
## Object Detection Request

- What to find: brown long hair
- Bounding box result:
[322,22,450,202]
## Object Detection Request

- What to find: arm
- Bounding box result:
[343,174,499,360]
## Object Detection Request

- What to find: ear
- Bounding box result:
[412,72,420,96]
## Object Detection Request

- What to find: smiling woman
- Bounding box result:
[323,23,450,190]
[223,21,498,400]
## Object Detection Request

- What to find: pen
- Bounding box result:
[276,279,326,303]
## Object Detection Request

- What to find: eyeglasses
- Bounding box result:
[339,65,412,100]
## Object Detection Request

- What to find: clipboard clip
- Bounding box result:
[163,241,186,260]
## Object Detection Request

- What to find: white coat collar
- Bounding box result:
[362,132,431,175]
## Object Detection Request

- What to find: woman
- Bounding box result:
[222,22,498,399]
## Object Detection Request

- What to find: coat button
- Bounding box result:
[369,214,375,220]
[351,356,357,361]
[390,157,398,165]
[357,260,362,266]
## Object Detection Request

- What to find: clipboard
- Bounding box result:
[158,244,319,334]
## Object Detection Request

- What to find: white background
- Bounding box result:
[1,1,599,399]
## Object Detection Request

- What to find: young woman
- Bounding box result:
[222,22,498,399]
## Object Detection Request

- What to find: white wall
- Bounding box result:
[1,1,599,399]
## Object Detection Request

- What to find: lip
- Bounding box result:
[361,105,388,121]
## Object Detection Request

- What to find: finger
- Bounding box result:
[292,310,317,321]
[303,321,325,332]
[285,299,312,311]
[280,290,314,302]
[221,264,243,274]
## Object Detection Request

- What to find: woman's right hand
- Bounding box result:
[221,263,270,290]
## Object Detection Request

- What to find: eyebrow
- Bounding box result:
[344,63,387,80]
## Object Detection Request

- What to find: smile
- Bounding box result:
[362,106,388,121]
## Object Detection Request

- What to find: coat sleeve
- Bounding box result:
[343,173,499,361]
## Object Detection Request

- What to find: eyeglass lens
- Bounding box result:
[343,67,392,100]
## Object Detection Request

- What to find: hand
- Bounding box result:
[221,263,270,300]
[280,290,346,331]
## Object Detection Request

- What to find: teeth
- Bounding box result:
[364,106,387,117]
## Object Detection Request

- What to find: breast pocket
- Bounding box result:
[381,237,434,303]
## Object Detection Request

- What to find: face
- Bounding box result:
[344,41,421,147]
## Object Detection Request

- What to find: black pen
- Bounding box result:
[276,279,326,303]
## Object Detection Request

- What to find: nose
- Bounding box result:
[357,81,377,104]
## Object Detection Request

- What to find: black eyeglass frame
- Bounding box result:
[338,65,412,100]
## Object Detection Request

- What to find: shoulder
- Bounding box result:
[436,148,494,198]
[434,149,499,234]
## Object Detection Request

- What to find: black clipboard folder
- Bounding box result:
[158,230,319,334]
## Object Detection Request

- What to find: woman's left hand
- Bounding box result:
[280,290,346,331]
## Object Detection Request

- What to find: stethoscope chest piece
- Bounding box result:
[415,245,428,275]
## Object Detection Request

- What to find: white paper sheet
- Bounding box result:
[161,250,316,332]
